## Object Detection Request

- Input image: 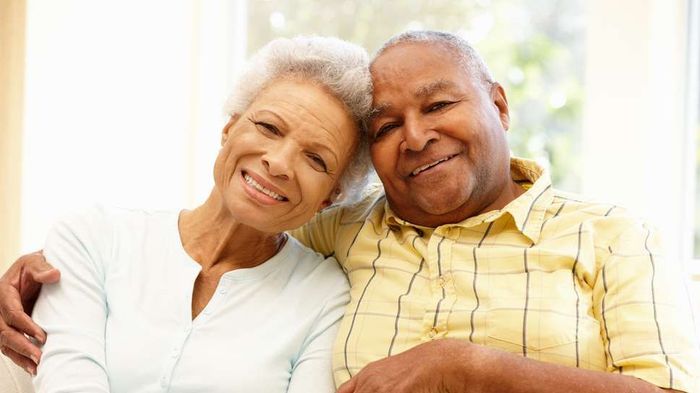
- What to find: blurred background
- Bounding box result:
[0,0,698,311]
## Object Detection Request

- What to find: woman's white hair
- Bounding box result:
[224,36,373,205]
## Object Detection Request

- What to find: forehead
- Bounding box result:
[248,79,358,156]
[371,42,466,86]
[252,80,353,129]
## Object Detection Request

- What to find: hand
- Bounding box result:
[0,251,60,374]
[337,339,478,393]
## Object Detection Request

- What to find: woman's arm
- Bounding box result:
[287,271,350,393]
[32,208,111,392]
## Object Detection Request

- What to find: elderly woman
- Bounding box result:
[30,36,372,392]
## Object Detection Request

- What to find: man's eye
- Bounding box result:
[373,123,398,140]
[427,101,453,112]
[308,154,328,172]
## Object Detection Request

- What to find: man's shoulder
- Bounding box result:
[547,188,651,241]
[549,188,635,218]
[326,182,387,224]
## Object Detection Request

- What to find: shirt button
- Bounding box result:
[438,275,450,288]
[428,328,438,339]
[218,288,227,295]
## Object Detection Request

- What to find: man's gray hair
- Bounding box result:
[224,36,373,205]
[373,30,494,88]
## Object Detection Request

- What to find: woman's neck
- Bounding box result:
[178,190,286,273]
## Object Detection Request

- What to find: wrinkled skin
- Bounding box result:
[0,252,58,374]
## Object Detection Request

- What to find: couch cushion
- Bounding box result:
[0,354,33,393]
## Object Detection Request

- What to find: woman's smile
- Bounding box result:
[240,170,289,205]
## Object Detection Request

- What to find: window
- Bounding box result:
[692,0,700,260]
[247,0,586,191]
[14,0,697,296]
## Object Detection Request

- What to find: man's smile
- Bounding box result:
[409,154,458,177]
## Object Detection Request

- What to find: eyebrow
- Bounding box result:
[414,79,457,99]
[370,79,459,120]
[254,109,340,167]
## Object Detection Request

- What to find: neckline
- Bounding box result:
[171,210,297,281]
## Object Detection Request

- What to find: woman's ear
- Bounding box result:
[221,114,240,146]
[318,187,342,212]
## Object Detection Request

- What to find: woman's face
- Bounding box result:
[213,79,358,232]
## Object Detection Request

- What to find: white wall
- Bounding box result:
[582,0,692,266]
[20,0,246,252]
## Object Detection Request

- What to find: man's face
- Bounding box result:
[369,42,512,227]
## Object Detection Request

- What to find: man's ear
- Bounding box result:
[221,114,240,146]
[491,82,510,131]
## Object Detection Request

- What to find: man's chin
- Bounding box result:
[412,194,470,220]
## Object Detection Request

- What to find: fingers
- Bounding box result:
[0,323,41,365]
[23,252,60,284]
[2,303,46,344]
[337,377,356,393]
[0,346,37,376]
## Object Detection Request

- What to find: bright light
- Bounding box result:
[270,12,286,30]
[548,91,567,109]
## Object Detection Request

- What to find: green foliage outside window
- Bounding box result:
[247,0,585,191]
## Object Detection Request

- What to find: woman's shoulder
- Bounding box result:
[282,237,349,292]
[45,205,181,267]
[57,205,181,235]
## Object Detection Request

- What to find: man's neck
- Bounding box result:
[391,179,526,228]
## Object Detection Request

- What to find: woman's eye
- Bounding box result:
[253,121,280,135]
[308,154,328,172]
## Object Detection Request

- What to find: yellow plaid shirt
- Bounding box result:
[292,157,699,391]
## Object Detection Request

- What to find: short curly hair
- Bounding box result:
[373,30,494,89]
[224,36,374,205]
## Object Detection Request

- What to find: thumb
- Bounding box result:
[24,256,60,285]
[337,376,357,393]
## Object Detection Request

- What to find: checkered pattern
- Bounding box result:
[292,158,699,391]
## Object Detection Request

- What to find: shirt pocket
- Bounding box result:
[485,308,578,352]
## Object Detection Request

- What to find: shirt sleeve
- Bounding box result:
[289,184,386,258]
[287,260,350,393]
[592,220,700,392]
[32,207,112,393]
[289,205,345,257]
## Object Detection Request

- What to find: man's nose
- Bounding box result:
[401,116,439,152]
[262,144,294,180]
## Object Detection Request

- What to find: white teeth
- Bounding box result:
[244,174,286,201]
[411,156,452,176]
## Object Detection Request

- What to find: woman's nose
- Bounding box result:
[261,144,295,180]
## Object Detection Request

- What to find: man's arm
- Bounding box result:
[0,252,59,374]
[337,339,685,393]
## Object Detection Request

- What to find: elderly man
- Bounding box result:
[1,31,698,392]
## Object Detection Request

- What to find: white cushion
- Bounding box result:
[0,354,33,393]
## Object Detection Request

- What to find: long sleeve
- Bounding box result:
[33,207,112,393]
[592,221,700,392]
[287,261,350,393]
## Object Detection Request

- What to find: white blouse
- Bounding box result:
[33,206,349,393]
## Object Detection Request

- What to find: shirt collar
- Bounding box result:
[383,157,553,243]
